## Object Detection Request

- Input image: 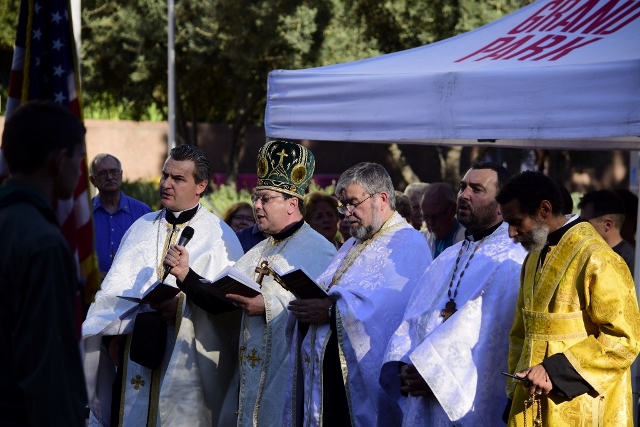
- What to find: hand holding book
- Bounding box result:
[266,265,328,299]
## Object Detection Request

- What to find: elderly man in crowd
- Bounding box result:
[284,162,432,426]
[381,162,526,426]
[404,182,430,230]
[90,153,151,276]
[420,182,465,258]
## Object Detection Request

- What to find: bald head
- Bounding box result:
[423,183,456,205]
[420,183,457,239]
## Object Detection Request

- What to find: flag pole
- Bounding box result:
[168,0,176,151]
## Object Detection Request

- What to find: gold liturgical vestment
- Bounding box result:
[507,221,640,427]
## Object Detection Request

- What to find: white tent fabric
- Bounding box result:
[265,0,640,149]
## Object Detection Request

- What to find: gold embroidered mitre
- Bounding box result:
[255,140,315,199]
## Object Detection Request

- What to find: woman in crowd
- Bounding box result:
[222,201,255,232]
[304,191,342,249]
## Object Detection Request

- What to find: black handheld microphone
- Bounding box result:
[162,226,195,282]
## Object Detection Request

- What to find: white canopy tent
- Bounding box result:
[265,0,640,405]
[265,0,640,150]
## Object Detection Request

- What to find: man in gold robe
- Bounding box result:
[497,171,640,427]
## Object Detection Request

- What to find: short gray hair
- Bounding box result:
[404,182,429,201]
[336,162,396,210]
[90,153,121,176]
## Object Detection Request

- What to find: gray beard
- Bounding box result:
[516,221,549,252]
[350,209,383,240]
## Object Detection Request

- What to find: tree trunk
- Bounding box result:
[388,143,420,185]
[225,88,258,188]
[442,146,462,188]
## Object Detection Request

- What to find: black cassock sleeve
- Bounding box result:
[542,353,592,398]
[177,268,239,314]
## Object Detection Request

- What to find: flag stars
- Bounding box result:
[35,56,41,67]
[53,65,64,77]
[54,92,66,103]
[34,2,42,14]
[51,11,63,24]
[33,28,42,40]
[52,39,64,50]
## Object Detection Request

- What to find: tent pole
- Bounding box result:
[630,150,639,426]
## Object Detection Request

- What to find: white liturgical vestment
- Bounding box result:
[83,207,243,427]
[233,222,336,427]
[284,212,433,427]
[381,222,526,427]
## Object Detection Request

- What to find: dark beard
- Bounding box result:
[458,199,499,233]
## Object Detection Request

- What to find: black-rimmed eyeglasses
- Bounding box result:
[337,193,376,215]
[94,169,121,179]
[420,203,452,222]
[251,193,286,205]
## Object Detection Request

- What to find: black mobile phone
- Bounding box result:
[501,371,525,381]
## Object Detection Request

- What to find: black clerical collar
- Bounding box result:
[271,219,304,242]
[165,204,199,225]
[546,215,586,246]
[465,221,502,242]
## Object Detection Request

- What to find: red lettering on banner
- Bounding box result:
[540,0,600,32]
[565,0,640,33]
[455,0,640,62]
[455,34,602,62]
[501,34,567,60]
[587,1,640,34]
[530,36,601,60]
[455,37,516,62]
[455,35,535,62]
[509,0,579,33]
[595,8,640,33]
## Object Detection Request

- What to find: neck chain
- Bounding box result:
[440,237,485,322]
[155,205,201,279]
[253,229,299,285]
[326,215,405,290]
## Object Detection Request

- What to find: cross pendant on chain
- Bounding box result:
[254,260,270,287]
[440,299,457,322]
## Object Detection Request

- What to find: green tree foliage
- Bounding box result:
[0,0,20,104]
[0,0,20,50]
[80,0,535,188]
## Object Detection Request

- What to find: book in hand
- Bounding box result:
[269,266,328,299]
[197,265,262,301]
[117,280,181,305]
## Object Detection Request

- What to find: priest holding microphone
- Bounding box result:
[83,145,243,426]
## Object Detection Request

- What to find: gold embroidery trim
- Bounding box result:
[335,306,356,427]
[147,362,162,427]
[119,334,133,426]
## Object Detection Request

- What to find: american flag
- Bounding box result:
[4,0,101,323]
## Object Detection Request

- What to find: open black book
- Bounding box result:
[118,280,181,305]
[196,265,262,301]
[268,266,328,299]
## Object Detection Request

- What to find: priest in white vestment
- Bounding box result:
[164,141,336,427]
[285,162,433,427]
[380,162,527,427]
[83,145,244,427]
